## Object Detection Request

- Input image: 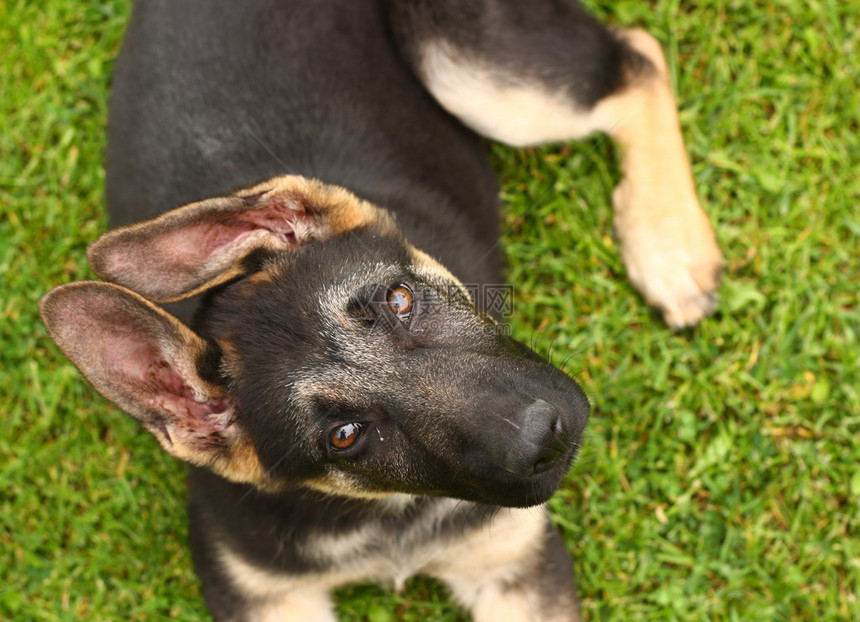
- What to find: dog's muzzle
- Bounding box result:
[500,399,570,477]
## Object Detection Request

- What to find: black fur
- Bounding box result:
[99,0,643,618]
[388,0,636,108]
[197,228,587,502]
[107,0,502,289]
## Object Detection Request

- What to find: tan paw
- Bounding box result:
[613,179,722,328]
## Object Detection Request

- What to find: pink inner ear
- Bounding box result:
[242,199,310,244]
[152,201,310,272]
[144,356,232,424]
[100,325,233,445]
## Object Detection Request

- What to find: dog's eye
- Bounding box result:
[330,423,364,450]
[387,285,413,322]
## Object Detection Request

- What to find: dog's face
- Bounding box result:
[202,229,589,507]
[40,176,589,508]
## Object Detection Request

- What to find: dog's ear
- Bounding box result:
[39,282,268,487]
[88,175,390,302]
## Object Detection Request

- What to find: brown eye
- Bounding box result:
[388,285,413,322]
[330,423,363,450]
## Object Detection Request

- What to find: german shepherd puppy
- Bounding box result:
[40,1,721,620]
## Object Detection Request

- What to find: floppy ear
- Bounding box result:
[88,175,390,302]
[39,281,269,487]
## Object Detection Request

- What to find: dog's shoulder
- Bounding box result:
[190,474,551,597]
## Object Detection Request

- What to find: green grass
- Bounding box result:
[2,0,858,620]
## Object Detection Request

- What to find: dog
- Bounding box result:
[39,1,722,620]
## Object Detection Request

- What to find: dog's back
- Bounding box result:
[107,0,502,290]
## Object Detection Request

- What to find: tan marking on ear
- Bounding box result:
[233,175,396,238]
[89,175,398,303]
[150,422,273,490]
[40,282,273,490]
[215,337,242,379]
[211,437,275,491]
[87,195,284,303]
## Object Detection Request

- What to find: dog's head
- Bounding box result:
[40,176,589,508]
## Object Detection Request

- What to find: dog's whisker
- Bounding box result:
[547,333,562,366]
[243,121,297,176]
[494,414,522,431]
[559,351,578,374]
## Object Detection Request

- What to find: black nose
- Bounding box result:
[501,399,568,477]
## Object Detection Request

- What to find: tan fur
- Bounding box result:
[417,30,721,328]
[233,176,394,238]
[429,507,578,621]
[419,42,604,147]
[216,545,338,622]
[216,502,564,621]
[428,507,547,580]
[215,337,243,379]
[251,598,337,622]
[303,472,404,500]
[88,175,397,304]
[210,438,274,491]
[150,425,272,491]
[39,282,271,489]
[408,246,472,301]
[594,29,722,328]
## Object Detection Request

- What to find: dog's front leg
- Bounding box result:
[236,593,337,622]
[389,0,722,327]
[206,540,339,622]
[427,507,580,622]
[595,29,723,329]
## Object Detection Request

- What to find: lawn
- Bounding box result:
[2,0,858,620]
